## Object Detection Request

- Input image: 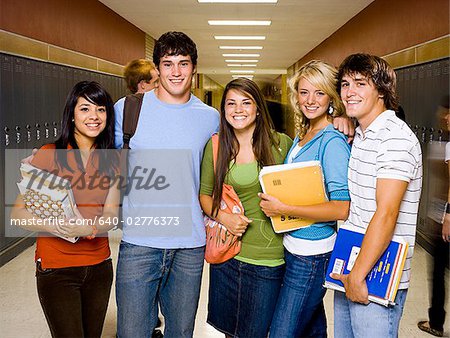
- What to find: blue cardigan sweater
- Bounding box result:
[285,124,351,240]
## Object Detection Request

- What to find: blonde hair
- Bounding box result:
[289,60,345,139]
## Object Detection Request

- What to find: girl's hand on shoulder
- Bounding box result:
[259,193,286,217]
[220,213,252,237]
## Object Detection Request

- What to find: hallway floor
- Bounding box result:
[0,231,448,337]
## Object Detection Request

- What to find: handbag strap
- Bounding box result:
[211,134,219,173]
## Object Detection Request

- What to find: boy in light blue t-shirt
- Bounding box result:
[114,31,219,338]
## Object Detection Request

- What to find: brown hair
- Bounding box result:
[337,53,399,111]
[211,78,280,216]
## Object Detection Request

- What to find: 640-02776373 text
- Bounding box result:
[98,216,180,226]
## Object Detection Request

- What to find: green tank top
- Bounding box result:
[200,132,293,266]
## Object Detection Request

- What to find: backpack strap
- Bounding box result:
[211,134,219,173]
[122,93,144,149]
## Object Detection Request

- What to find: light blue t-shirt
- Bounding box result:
[114,90,219,248]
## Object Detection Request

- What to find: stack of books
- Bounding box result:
[17,163,78,242]
[259,160,328,233]
[324,225,409,306]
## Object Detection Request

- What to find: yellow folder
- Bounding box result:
[259,160,327,233]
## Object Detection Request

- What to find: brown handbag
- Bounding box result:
[204,134,243,264]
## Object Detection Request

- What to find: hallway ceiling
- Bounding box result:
[99,0,374,86]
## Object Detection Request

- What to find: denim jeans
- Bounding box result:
[270,250,330,338]
[115,241,205,338]
[334,288,408,338]
[208,258,284,338]
[36,259,113,338]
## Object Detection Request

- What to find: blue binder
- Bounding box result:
[324,225,408,306]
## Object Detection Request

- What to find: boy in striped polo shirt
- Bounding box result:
[331,53,423,337]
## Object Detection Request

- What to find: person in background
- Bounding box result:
[123,58,162,338]
[418,96,449,337]
[259,60,351,338]
[114,32,219,338]
[11,81,119,338]
[200,78,293,338]
[331,53,423,337]
[123,58,159,94]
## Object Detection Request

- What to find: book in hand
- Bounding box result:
[259,160,328,233]
[324,225,408,307]
[17,163,79,243]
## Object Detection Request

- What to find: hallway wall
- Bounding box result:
[1,0,145,66]
[293,0,449,68]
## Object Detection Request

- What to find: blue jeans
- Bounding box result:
[334,288,408,338]
[270,250,330,338]
[208,258,284,338]
[116,241,205,338]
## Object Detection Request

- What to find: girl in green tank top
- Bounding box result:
[200,78,292,338]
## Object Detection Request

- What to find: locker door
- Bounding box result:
[66,67,74,90]
[404,68,415,126]
[24,59,36,146]
[0,54,15,252]
[34,60,45,147]
[93,71,101,83]
[5,56,29,242]
[40,64,53,148]
[12,57,26,148]
[1,54,14,150]
[73,68,82,84]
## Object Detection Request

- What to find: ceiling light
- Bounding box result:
[220,46,263,50]
[215,36,266,40]
[225,59,259,62]
[200,0,277,3]
[223,53,260,57]
[230,70,255,73]
[227,64,257,67]
[208,20,271,26]
[232,75,254,79]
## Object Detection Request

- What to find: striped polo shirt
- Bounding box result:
[344,110,422,289]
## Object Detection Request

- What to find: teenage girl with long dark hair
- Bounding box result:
[12,81,119,338]
[200,78,292,338]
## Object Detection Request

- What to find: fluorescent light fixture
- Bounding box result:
[220,46,263,50]
[223,53,260,57]
[200,0,277,3]
[208,20,271,26]
[230,70,255,73]
[232,75,254,79]
[225,59,259,62]
[215,36,266,40]
[227,64,257,67]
